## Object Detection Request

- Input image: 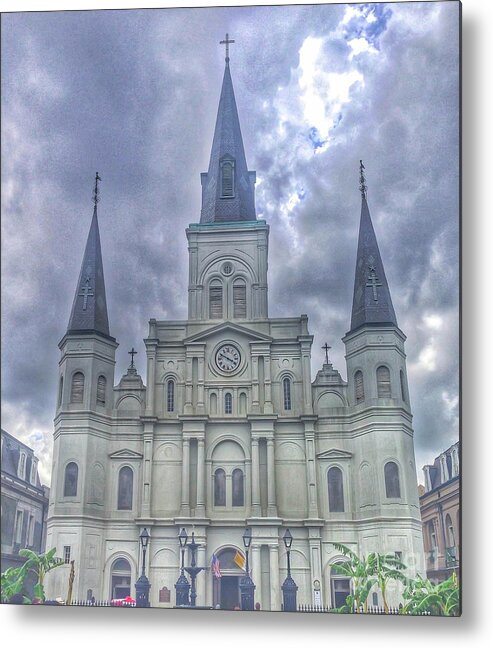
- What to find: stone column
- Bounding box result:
[300,340,313,414]
[251,356,260,413]
[197,355,205,414]
[264,353,273,414]
[184,356,193,415]
[308,535,323,605]
[251,438,261,516]
[197,543,206,605]
[181,438,190,516]
[196,438,205,516]
[304,424,319,518]
[266,438,277,517]
[141,422,154,517]
[145,347,157,416]
[269,544,281,611]
[251,544,262,609]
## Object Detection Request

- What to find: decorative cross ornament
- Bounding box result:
[322,343,331,365]
[128,347,138,368]
[359,160,367,198]
[220,33,235,61]
[93,171,102,205]
[366,266,382,301]
[79,276,94,310]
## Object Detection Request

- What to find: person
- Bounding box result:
[255,602,261,611]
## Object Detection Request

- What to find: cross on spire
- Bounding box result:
[128,347,137,369]
[322,343,331,365]
[93,171,102,206]
[220,33,235,62]
[366,266,383,301]
[359,160,367,198]
[78,276,94,310]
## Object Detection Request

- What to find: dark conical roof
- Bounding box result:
[350,194,397,332]
[67,204,111,337]
[200,60,256,223]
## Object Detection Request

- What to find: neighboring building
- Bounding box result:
[420,442,460,583]
[45,46,424,609]
[1,429,50,577]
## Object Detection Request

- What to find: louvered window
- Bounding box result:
[384,461,401,498]
[58,377,64,407]
[233,281,246,318]
[283,377,292,411]
[96,375,106,406]
[209,283,223,319]
[71,372,85,403]
[221,161,234,197]
[377,366,391,398]
[167,380,175,412]
[355,371,365,403]
[400,370,407,402]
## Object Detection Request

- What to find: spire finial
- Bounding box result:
[322,342,331,365]
[359,160,367,198]
[220,33,235,63]
[93,171,102,206]
[128,347,137,369]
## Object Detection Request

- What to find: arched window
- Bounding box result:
[331,563,351,608]
[58,377,64,407]
[384,461,401,498]
[445,514,456,548]
[210,392,218,415]
[225,392,233,414]
[355,371,365,403]
[117,466,133,510]
[377,366,391,398]
[64,462,78,497]
[400,370,407,402]
[111,558,131,599]
[71,372,85,403]
[239,392,247,415]
[97,375,106,406]
[214,469,226,506]
[328,466,344,512]
[232,469,244,506]
[209,280,223,319]
[233,279,246,318]
[18,453,26,479]
[283,377,292,411]
[221,160,235,197]
[167,379,175,413]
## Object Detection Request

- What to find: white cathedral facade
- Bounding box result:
[45,48,424,610]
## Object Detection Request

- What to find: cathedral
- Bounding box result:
[45,43,424,610]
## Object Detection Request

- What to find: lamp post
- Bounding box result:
[184,531,205,607]
[135,527,151,607]
[239,527,256,611]
[175,527,190,606]
[281,529,298,612]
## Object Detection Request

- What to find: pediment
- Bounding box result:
[316,449,353,460]
[184,321,273,344]
[109,449,143,460]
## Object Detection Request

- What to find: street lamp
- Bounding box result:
[175,527,190,606]
[135,527,151,607]
[281,528,298,612]
[184,531,205,607]
[239,527,256,611]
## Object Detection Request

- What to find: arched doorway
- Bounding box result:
[110,557,132,599]
[212,547,245,610]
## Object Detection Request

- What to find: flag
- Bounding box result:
[211,553,222,579]
[233,550,246,571]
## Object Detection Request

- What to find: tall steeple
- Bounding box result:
[200,35,256,224]
[349,162,397,332]
[67,172,111,338]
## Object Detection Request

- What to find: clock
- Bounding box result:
[215,344,241,373]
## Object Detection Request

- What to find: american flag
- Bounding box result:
[211,553,221,579]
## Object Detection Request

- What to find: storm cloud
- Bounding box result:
[1,2,459,485]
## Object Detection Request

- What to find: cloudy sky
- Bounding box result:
[1,1,459,486]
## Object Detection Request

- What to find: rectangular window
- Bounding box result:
[63,545,71,564]
[221,161,234,197]
[210,286,223,319]
[18,453,26,479]
[14,510,23,544]
[28,515,35,546]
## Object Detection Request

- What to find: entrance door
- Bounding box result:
[220,576,240,610]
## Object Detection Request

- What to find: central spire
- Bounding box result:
[199,36,256,224]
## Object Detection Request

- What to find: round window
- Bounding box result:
[221,262,234,276]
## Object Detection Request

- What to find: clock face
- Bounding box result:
[215,344,241,373]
